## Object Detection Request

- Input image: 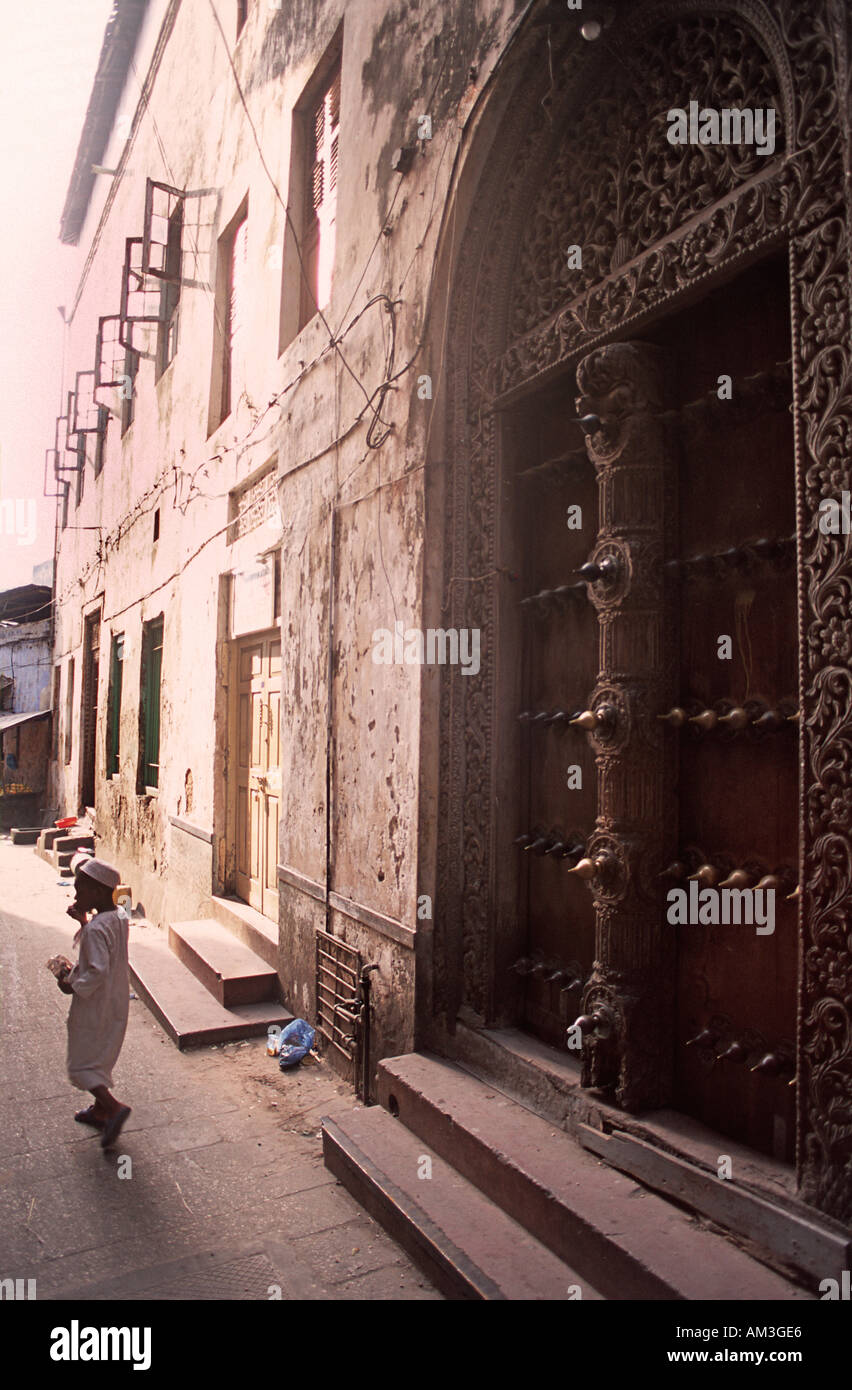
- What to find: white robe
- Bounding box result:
[66,909,130,1092]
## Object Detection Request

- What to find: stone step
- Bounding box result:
[210,894,278,971]
[130,931,292,1049]
[452,1023,849,1285]
[375,1053,812,1301]
[36,828,65,853]
[575,1122,850,1287]
[322,1106,602,1301]
[49,835,97,874]
[54,834,95,854]
[169,918,280,1006]
[10,827,41,845]
[36,828,94,869]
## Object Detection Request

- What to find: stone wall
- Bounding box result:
[49,0,525,1090]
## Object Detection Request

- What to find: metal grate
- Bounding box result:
[316,928,361,1068]
[124,1251,279,1301]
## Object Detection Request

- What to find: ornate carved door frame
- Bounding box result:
[432,0,852,1221]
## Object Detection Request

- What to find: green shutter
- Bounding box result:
[107,635,123,777]
[142,619,163,789]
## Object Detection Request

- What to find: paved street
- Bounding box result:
[0,835,440,1301]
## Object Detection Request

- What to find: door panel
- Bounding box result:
[655,257,798,1162]
[506,257,798,1162]
[237,786,248,878]
[80,614,100,809]
[512,395,599,1047]
[234,632,281,919]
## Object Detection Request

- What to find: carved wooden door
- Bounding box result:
[660,257,798,1163]
[511,257,798,1163]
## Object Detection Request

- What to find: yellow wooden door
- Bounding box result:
[235,634,280,919]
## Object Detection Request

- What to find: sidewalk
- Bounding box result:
[0,835,440,1301]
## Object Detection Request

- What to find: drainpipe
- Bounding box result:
[325,506,336,934]
[360,964,380,1102]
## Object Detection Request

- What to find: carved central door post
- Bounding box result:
[572,342,677,1111]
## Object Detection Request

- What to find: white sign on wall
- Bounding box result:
[231,559,274,638]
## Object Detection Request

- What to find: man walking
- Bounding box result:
[56,858,132,1149]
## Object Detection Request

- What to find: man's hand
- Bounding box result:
[57,966,74,995]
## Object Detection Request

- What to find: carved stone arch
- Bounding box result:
[431,0,852,1222]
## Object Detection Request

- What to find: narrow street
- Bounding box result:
[0,836,440,1301]
[1,0,850,1348]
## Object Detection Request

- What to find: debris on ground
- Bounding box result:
[277,1018,316,1070]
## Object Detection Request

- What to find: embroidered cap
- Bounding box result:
[69,848,94,875]
[77,857,121,890]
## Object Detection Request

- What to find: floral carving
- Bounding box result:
[511,13,785,339]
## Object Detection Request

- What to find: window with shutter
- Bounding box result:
[106,635,124,778]
[156,200,183,379]
[51,666,61,761]
[300,64,340,327]
[64,658,74,766]
[121,348,138,436]
[138,617,163,792]
[221,212,248,423]
[74,434,86,508]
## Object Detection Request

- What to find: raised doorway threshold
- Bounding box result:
[443,1020,850,1287]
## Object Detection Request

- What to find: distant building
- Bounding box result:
[0,583,52,827]
[31,559,55,590]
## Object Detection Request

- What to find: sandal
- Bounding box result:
[74,1106,105,1129]
[101,1105,131,1150]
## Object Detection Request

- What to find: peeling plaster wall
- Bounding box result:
[50,0,528,1083]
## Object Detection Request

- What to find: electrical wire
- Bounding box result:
[50,8,425,589]
[205,0,386,436]
[46,0,534,631]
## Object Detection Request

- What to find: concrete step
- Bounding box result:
[49,834,96,874]
[130,931,292,1049]
[36,828,65,854]
[55,833,95,851]
[375,1053,812,1301]
[322,1106,602,1301]
[452,1024,849,1286]
[36,828,93,869]
[210,894,278,970]
[169,918,280,1006]
[10,827,41,845]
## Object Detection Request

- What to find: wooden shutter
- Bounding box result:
[301,65,340,324]
[107,635,124,777]
[222,214,248,420]
[141,619,163,789]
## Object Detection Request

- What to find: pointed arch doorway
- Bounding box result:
[427,0,852,1224]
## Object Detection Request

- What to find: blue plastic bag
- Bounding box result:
[277,1017,316,1069]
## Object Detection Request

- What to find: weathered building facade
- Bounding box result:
[48,0,852,1238]
[0,579,53,829]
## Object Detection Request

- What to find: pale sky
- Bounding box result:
[0,0,115,593]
